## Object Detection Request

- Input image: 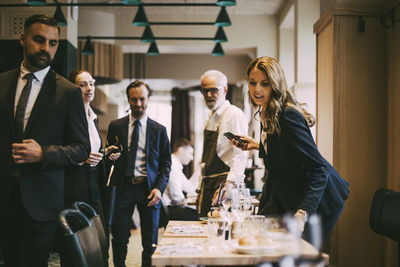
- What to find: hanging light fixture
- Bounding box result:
[132,5,149,26]
[82,37,95,55]
[213,26,227,42]
[147,42,160,56]
[216,0,236,6]
[215,6,231,26]
[27,0,47,6]
[212,43,224,56]
[53,5,67,26]
[121,0,141,5]
[140,26,155,42]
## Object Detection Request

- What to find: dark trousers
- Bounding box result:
[111,182,160,267]
[0,182,57,267]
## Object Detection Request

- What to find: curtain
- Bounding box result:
[171,88,191,177]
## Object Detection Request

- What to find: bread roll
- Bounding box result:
[207,209,221,218]
[238,236,257,246]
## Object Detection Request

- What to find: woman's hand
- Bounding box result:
[231,135,259,151]
[105,145,121,161]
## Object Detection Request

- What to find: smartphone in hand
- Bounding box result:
[223,132,247,147]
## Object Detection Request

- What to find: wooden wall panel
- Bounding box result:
[334,16,386,267]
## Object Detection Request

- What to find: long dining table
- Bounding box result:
[152,220,328,266]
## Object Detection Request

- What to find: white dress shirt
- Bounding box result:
[204,100,248,184]
[128,113,148,177]
[14,64,50,131]
[164,155,197,206]
[87,106,101,166]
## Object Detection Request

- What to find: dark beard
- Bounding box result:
[132,107,145,118]
[26,51,52,70]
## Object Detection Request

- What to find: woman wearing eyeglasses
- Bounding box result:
[232,57,349,238]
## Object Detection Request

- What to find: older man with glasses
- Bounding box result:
[197,70,248,217]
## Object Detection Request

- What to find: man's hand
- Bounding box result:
[12,139,43,164]
[147,188,162,206]
[294,210,307,236]
[85,152,103,166]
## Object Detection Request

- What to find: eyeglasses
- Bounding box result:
[200,87,219,95]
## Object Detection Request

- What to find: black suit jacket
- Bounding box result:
[259,107,349,217]
[106,115,171,204]
[0,68,90,221]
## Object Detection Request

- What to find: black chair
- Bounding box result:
[59,209,105,267]
[73,201,108,264]
[159,198,170,229]
[370,188,400,266]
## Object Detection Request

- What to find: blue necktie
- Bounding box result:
[125,120,140,177]
[15,73,35,141]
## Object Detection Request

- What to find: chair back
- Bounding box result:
[370,188,400,242]
[73,201,108,261]
[59,209,105,267]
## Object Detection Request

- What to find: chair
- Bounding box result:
[72,201,108,264]
[59,209,105,267]
[370,188,400,266]
[159,198,170,229]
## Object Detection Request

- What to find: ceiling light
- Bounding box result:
[212,43,224,56]
[27,0,47,6]
[121,0,141,5]
[53,5,67,26]
[215,6,231,26]
[132,5,149,26]
[82,37,94,55]
[214,26,227,42]
[216,0,236,6]
[147,42,160,56]
[141,26,155,42]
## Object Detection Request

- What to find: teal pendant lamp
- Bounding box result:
[132,5,149,26]
[122,0,141,5]
[54,5,67,26]
[147,42,160,56]
[216,0,236,6]
[27,0,47,6]
[214,27,227,42]
[215,6,231,26]
[141,26,155,42]
[82,37,95,55]
[212,43,224,56]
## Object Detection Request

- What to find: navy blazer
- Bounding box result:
[106,115,171,199]
[259,107,349,217]
[0,68,90,221]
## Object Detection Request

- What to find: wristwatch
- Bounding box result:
[296,209,308,222]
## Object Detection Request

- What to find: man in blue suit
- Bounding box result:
[106,80,171,267]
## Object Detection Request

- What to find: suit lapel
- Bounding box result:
[24,69,56,137]
[93,117,103,150]
[6,69,20,121]
[120,116,129,150]
[145,118,154,156]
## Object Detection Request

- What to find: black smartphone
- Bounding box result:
[223,132,246,147]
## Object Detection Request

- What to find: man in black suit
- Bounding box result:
[0,14,90,266]
[106,80,171,267]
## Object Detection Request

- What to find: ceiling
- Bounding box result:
[5,0,284,15]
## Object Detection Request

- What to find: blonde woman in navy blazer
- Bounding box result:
[233,57,350,238]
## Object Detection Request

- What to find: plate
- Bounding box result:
[236,244,281,255]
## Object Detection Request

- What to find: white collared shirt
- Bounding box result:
[14,64,50,131]
[164,155,197,205]
[128,113,148,177]
[87,106,101,155]
[204,100,248,184]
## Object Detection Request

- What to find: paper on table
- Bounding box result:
[157,242,203,255]
[170,225,205,235]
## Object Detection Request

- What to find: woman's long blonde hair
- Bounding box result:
[246,57,315,135]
